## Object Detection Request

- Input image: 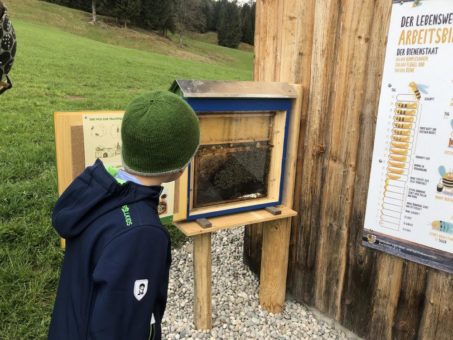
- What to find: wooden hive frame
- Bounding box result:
[173,109,289,222]
[170,80,298,222]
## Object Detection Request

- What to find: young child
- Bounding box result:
[48,91,200,340]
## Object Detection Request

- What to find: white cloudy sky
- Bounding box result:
[236,0,255,5]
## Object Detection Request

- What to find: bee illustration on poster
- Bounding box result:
[436,166,453,194]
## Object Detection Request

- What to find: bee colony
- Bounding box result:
[170,80,296,222]
[193,113,273,208]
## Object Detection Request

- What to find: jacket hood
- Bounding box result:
[52,159,162,239]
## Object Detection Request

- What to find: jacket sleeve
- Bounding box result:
[89,226,171,340]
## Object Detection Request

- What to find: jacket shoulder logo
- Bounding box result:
[121,205,133,226]
[134,279,148,301]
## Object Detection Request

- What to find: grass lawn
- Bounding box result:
[0,1,252,338]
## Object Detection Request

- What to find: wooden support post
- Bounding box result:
[176,208,296,329]
[193,233,212,329]
[259,217,291,313]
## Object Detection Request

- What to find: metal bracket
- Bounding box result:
[196,218,212,229]
[265,206,282,215]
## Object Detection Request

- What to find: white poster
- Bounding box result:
[83,113,124,168]
[363,0,453,273]
[82,113,175,223]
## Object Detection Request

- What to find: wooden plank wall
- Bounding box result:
[244,1,453,339]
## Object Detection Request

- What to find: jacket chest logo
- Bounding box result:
[121,205,133,226]
[134,279,148,301]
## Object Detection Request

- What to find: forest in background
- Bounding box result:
[45,0,256,48]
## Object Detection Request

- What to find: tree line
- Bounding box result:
[45,0,256,48]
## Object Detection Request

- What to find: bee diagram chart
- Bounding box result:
[363,0,453,273]
[379,84,425,230]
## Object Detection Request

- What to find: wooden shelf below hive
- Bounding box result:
[174,205,297,237]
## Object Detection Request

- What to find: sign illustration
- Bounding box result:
[83,113,175,223]
[364,0,453,273]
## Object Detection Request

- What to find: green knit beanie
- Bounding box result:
[121,90,200,176]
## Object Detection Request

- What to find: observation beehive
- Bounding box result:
[170,80,296,222]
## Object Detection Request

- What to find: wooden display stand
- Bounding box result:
[175,206,297,329]
[174,83,302,330]
[53,84,303,330]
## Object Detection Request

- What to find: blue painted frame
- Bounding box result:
[184,98,293,221]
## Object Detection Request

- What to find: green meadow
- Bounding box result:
[0,0,252,337]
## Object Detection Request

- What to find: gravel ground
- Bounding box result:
[162,227,355,340]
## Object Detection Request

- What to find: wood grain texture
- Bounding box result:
[313,0,375,319]
[393,263,428,340]
[291,0,341,306]
[193,233,212,330]
[244,0,281,274]
[418,271,453,340]
[369,254,403,338]
[340,0,392,335]
[247,0,307,279]
[70,126,85,179]
[259,218,292,313]
[248,0,453,339]
[254,0,279,81]
[243,222,263,275]
[175,206,296,237]
[172,168,189,222]
[284,0,316,295]
[282,84,303,209]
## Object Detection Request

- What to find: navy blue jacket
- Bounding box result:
[48,160,171,340]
